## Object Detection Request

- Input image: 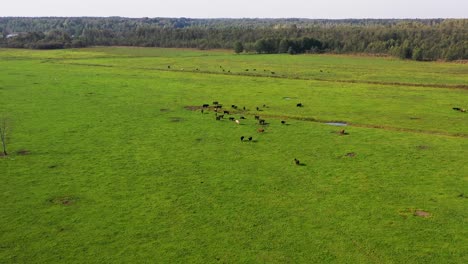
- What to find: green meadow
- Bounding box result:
[0,47,467,263]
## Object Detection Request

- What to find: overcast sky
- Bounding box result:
[1,0,467,18]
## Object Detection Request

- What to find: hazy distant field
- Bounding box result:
[1,47,467,263]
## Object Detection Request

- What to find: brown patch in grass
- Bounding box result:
[345,152,356,157]
[17,149,31,155]
[399,208,431,218]
[414,210,431,218]
[49,196,78,206]
[417,145,430,150]
[160,108,170,112]
[184,105,203,111]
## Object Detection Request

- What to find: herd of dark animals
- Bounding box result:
[167,65,280,76]
[199,100,344,166]
[199,101,464,165]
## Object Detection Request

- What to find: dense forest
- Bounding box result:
[0,17,466,61]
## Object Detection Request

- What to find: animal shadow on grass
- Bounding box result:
[294,159,306,166]
[17,149,31,155]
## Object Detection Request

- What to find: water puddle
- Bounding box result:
[325,122,347,126]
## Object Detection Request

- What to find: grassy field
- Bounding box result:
[0,47,467,263]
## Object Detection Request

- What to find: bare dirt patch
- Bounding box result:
[49,196,78,206]
[345,152,356,157]
[184,105,204,111]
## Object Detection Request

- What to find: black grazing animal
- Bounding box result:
[256,107,260,111]
[167,65,171,69]
[453,107,461,111]
[240,136,245,141]
[229,117,235,121]
[218,115,224,119]
[248,137,253,141]
[240,116,246,119]
[281,120,286,124]
[271,72,275,74]
[216,116,222,120]
[296,103,303,107]
[224,110,230,114]
[202,104,209,108]
[213,101,219,105]
[255,115,260,120]
[259,119,266,125]
[201,109,204,114]
[294,159,300,165]
[243,106,246,110]
[231,105,238,109]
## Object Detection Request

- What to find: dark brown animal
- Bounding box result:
[257,128,265,133]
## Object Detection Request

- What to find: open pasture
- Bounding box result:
[0,47,467,263]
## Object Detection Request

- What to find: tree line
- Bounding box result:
[0,17,466,61]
